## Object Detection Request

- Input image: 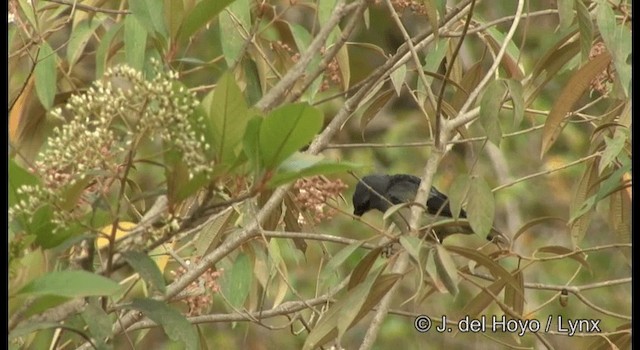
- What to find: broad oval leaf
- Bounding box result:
[448,174,470,220]
[467,176,495,237]
[205,71,250,164]
[259,103,323,169]
[479,79,505,146]
[219,252,251,309]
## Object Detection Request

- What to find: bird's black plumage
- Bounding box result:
[352,174,499,242]
[353,174,463,219]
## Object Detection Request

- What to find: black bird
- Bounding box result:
[352,174,501,242]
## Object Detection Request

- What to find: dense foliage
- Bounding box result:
[9,0,631,349]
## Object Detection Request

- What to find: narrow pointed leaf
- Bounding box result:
[540,52,612,157]
[130,298,198,350]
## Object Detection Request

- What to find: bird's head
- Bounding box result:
[352,174,390,216]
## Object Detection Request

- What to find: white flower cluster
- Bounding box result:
[10,62,211,231]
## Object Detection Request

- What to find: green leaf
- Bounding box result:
[95,21,123,78]
[9,322,79,341]
[243,116,263,172]
[122,251,166,294]
[67,16,105,69]
[268,153,360,187]
[219,252,251,309]
[129,298,198,350]
[575,0,593,63]
[9,159,39,208]
[289,23,312,53]
[165,0,185,40]
[466,176,495,238]
[177,0,235,43]
[425,250,447,293]
[194,207,236,257]
[16,271,120,298]
[506,79,524,128]
[219,0,251,68]
[593,154,631,203]
[390,64,406,96]
[334,34,351,91]
[479,79,505,146]
[421,0,440,40]
[596,0,631,96]
[434,245,459,296]
[259,103,323,169]
[569,161,598,247]
[317,0,339,27]
[598,132,627,174]
[14,294,67,321]
[557,0,574,31]
[422,38,448,86]
[303,269,400,350]
[129,0,168,41]
[447,174,470,220]
[484,26,525,79]
[34,41,57,110]
[205,72,250,163]
[81,301,113,349]
[30,205,76,249]
[399,236,424,262]
[321,242,364,281]
[124,15,148,71]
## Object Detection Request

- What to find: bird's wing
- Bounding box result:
[386,175,421,205]
[388,174,467,218]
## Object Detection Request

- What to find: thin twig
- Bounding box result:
[46,0,131,14]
